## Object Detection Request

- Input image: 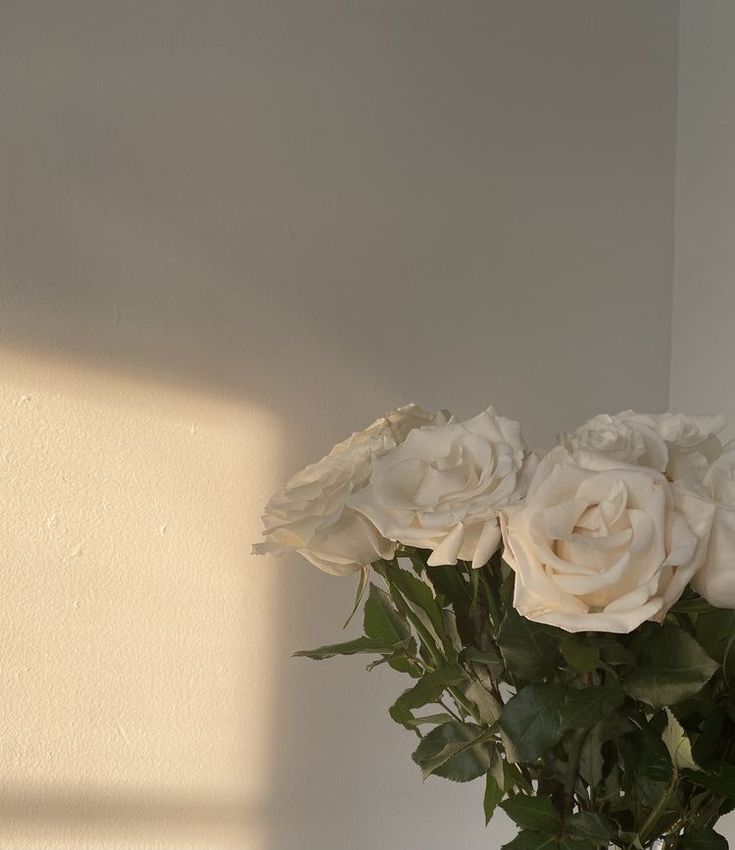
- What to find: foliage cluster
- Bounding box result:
[298,551,735,849]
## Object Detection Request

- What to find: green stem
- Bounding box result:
[481,566,503,635]
[438,699,463,723]
[639,773,677,847]
[404,605,443,668]
[447,685,481,723]
[376,559,443,668]
[563,727,590,818]
[562,670,594,821]
[677,738,735,837]
[691,791,726,830]
[377,560,480,722]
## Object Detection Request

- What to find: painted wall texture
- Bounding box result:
[671,1,735,431]
[0,2,681,848]
[0,351,283,849]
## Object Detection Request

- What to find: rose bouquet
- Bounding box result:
[254,405,735,849]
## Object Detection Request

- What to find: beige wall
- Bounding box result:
[672,1,735,432]
[671,4,735,839]
[0,2,679,848]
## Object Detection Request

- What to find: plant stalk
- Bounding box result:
[639,773,677,847]
[563,726,590,818]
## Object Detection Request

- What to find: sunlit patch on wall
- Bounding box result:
[0,348,283,850]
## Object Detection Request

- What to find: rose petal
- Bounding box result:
[471,520,502,569]
[427,522,467,566]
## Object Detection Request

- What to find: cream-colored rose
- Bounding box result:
[687,447,735,607]
[562,411,668,471]
[329,403,451,455]
[651,412,727,482]
[565,410,728,483]
[349,407,536,569]
[253,404,445,575]
[500,447,714,633]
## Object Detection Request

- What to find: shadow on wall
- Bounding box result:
[0,1,675,447]
[0,784,258,830]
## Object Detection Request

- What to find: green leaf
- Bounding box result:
[465,679,502,725]
[672,592,717,615]
[640,727,675,784]
[388,562,447,640]
[501,832,557,850]
[692,705,726,765]
[343,565,370,629]
[579,712,633,791]
[632,764,681,812]
[560,682,625,730]
[415,741,474,780]
[662,708,699,771]
[578,722,605,790]
[596,762,621,805]
[500,684,566,762]
[443,609,463,653]
[402,712,454,728]
[363,583,411,645]
[560,639,600,674]
[619,718,673,783]
[500,795,560,833]
[461,645,505,680]
[503,761,534,795]
[696,609,735,681]
[418,560,470,606]
[501,834,596,850]
[596,638,636,671]
[484,767,504,824]
[566,811,616,844]
[622,625,719,706]
[412,721,494,782]
[389,664,466,728]
[502,832,558,849]
[499,609,560,681]
[680,827,729,849]
[688,763,735,798]
[621,725,674,807]
[294,636,395,660]
[387,653,422,677]
[470,564,481,611]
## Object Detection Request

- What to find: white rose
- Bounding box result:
[563,411,668,471]
[349,407,537,569]
[329,403,451,455]
[687,446,735,607]
[651,412,727,482]
[564,410,728,483]
[253,404,445,575]
[500,447,715,633]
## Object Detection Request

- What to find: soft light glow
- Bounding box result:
[0,348,282,850]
